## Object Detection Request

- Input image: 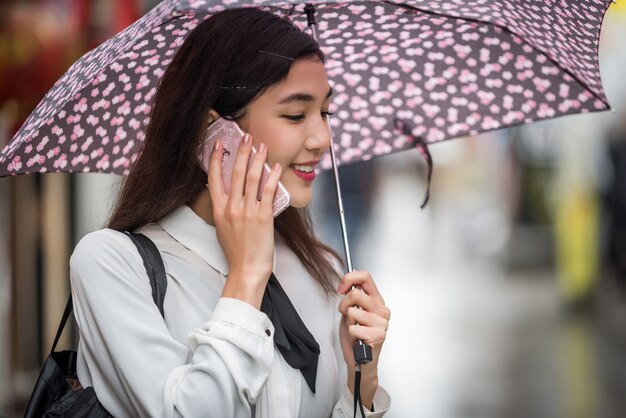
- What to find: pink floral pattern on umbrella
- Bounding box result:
[0,0,613,176]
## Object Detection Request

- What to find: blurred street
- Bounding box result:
[311,149,626,418]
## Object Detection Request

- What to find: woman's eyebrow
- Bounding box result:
[276,87,333,105]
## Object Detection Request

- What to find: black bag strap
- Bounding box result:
[51,232,167,354]
[124,231,168,317]
[51,295,74,353]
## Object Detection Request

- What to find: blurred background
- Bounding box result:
[1,1,626,417]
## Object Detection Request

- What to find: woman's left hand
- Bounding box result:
[337,270,390,402]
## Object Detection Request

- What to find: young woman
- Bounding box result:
[70,8,391,417]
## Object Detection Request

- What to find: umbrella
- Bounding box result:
[0,0,614,413]
[0,0,612,178]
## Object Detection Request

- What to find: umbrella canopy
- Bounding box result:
[0,0,613,177]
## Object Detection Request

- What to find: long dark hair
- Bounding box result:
[107,8,342,295]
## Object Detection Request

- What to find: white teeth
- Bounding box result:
[292,164,314,173]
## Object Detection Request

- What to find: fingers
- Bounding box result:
[346,322,387,347]
[342,298,389,348]
[259,162,282,214]
[337,271,390,348]
[338,270,384,304]
[210,132,278,219]
[229,133,253,199]
[340,308,387,348]
[244,142,267,208]
[346,306,389,332]
[338,287,391,321]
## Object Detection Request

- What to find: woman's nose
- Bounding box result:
[306,116,332,152]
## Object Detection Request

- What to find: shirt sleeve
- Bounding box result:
[333,385,391,418]
[70,229,275,418]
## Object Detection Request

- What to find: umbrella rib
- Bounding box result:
[162,10,214,26]
[382,1,611,108]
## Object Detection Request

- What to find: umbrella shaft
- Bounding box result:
[306,5,351,272]
[328,131,354,272]
[310,10,371,367]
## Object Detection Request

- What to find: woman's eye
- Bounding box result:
[282,114,305,121]
[282,111,335,122]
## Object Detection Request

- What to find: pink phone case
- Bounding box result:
[198,117,291,217]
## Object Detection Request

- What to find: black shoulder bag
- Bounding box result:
[23,232,167,418]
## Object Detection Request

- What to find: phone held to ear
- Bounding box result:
[198,117,291,218]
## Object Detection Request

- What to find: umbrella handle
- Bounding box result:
[353,338,373,364]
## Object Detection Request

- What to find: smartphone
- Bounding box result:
[198,117,291,218]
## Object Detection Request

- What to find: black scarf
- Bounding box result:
[260,273,320,393]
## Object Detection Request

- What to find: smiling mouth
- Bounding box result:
[290,163,317,181]
[290,164,315,173]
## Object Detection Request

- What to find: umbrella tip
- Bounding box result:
[304,4,317,27]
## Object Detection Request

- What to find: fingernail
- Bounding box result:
[337,283,344,293]
[259,143,266,153]
[213,140,220,152]
[244,134,250,144]
[273,163,281,172]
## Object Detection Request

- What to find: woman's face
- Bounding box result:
[237,56,333,208]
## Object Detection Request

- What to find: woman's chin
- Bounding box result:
[286,190,312,208]
[288,199,310,209]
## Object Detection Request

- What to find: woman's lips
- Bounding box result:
[291,166,316,181]
[290,162,317,181]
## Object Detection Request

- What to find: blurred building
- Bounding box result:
[0,1,156,415]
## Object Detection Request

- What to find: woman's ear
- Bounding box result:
[207,109,220,124]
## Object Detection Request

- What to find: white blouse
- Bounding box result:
[70,205,390,418]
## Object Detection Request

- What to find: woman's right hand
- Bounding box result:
[206,133,282,309]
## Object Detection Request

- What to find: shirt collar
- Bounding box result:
[157,205,276,276]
